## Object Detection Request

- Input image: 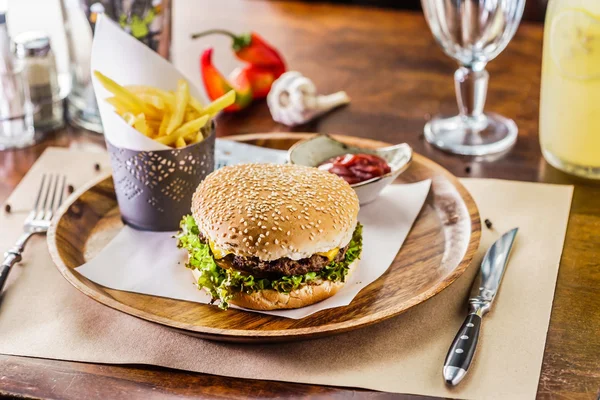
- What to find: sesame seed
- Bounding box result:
[191,163,358,260]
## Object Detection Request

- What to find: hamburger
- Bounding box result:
[176,163,362,310]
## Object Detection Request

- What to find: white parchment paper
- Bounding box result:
[91,15,202,151]
[76,180,431,319]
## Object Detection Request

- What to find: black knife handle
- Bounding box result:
[0,263,10,293]
[443,313,482,385]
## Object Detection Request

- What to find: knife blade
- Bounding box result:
[443,227,518,386]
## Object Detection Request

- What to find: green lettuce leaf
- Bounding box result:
[176,215,363,309]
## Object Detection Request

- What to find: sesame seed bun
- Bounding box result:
[191,258,359,310]
[191,163,359,261]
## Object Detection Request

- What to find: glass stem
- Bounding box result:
[454,66,489,123]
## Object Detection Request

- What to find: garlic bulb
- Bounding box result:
[267,71,350,127]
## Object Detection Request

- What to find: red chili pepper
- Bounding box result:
[192,29,287,109]
[242,64,286,99]
[191,29,286,69]
[201,48,252,112]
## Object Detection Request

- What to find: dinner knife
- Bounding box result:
[443,227,518,386]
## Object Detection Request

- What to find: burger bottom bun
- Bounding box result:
[191,259,359,311]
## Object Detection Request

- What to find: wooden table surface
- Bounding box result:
[1,1,600,399]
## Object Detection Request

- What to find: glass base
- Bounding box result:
[0,120,35,151]
[0,137,35,151]
[424,113,518,156]
[542,148,600,180]
[66,95,103,134]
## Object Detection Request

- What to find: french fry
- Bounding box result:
[141,104,163,121]
[94,71,163,120]
[138,93,167,112]
[184,108,200,122]
[127,86,175,111]
[189,130,204,145]
[147,120,161,130]
[133,113,150,136]
[156,115,209,146]
[158,111,171,137]
[146,120,161,137]
[105,96,134,116]
[120,112,150,136]
[202,90,235,116]
[94,71,146,115]
[189,96,204,114]
[100,72,215,148]
[175,136,187,148]
[121,112,137,126]
[146,126,157,138]
[166,79,190,134]
[178,115,210,141]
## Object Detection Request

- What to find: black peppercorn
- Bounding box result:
[484,219,493,229]
[94,163,101,171]
[67,184,75,194]
[4,203,11,213]
[465,165,471,174]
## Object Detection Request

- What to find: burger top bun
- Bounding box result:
[191,163,359,261]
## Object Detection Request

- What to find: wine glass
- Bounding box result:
[420,0,526,156]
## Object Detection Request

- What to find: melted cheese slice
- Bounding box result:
[316,248,339,261]
[209,240,232,259]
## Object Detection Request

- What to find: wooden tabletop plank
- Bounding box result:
[0,0,599,398]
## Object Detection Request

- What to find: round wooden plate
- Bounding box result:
[48,133,480,343]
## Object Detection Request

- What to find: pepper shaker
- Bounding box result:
[13,31,65,134]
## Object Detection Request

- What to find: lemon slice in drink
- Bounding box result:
[551,8,600,80]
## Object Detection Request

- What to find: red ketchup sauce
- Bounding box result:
[317,153,391,184]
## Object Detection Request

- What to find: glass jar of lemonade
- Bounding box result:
[540,0,600,179]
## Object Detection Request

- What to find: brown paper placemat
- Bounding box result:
[0,148,573,400]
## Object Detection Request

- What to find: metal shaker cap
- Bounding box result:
[13,31,51,58]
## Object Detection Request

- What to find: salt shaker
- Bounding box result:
[13,32,64,133]
[0,13,34,150]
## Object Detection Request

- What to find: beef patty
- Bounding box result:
[199,234,348,278]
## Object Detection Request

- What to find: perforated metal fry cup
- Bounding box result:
[106,124,215,231]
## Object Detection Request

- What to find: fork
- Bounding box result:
[0,174,66,293]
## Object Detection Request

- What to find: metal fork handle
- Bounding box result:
[0,232,35,293]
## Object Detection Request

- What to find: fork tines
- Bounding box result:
[31,174,67,221]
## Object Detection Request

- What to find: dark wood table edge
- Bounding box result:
[0,353,436,400]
